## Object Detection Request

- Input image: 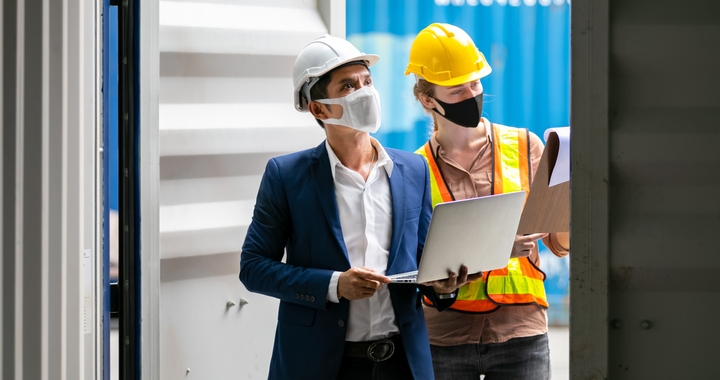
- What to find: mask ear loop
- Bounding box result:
[412,74,441,131]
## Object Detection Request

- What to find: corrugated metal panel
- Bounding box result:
[607,0,720,378]
[157,1,334,378]
[1,0,100,378]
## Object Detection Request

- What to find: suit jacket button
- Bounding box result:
[338,320,345,327]
[295,293,300,299]
[310,296,316,302]
[305,295,310,301]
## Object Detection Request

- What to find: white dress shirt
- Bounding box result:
[324,139,399,342]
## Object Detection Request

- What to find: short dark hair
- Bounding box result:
[306,60,369,128]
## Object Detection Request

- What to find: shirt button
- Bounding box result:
[338,320,345,327]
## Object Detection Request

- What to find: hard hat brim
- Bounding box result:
[406,65,492,87]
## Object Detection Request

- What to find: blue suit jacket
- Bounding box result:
[240,141,449,379]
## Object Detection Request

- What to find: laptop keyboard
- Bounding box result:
[389,270,418,280]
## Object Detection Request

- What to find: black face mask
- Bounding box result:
[432,93,483,128]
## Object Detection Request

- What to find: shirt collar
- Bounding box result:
[325,137,394,180]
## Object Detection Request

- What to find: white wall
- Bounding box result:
[156,1,343,378]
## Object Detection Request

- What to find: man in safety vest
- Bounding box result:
[405,23,570,380]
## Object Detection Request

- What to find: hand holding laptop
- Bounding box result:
[420,265,483,295]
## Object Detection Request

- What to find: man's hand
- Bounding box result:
[511,233,548,258]
[338,267,390,300]
[420,265,483,295]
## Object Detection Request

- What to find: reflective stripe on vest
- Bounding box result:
[415,124,548,313]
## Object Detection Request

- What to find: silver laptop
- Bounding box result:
[388,191,526,284]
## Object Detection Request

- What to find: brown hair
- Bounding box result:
[412,78,439,131]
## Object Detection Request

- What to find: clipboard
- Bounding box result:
[517,127,570,234]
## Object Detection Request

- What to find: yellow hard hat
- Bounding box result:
[405,23,491,87]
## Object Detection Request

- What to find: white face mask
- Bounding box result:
[314,86,382,133]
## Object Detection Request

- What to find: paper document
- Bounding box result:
[543,127,570,187]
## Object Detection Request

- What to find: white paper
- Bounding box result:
[543,127,571,187]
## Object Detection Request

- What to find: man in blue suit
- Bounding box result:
[240,35,478,380]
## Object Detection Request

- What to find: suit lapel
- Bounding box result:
[310,142,350,265]
[387,152,406,273]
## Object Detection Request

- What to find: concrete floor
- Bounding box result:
[110,326,569,379]
[548,326,570,380]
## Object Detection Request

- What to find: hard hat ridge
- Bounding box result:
[292,35,379,112]
[405,23,492,87]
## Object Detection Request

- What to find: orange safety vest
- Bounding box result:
[415,123,548,313]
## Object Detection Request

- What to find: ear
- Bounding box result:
[419,94,436,110]
[308,101,330,120]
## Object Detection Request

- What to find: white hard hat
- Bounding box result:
[292,35,379,112]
